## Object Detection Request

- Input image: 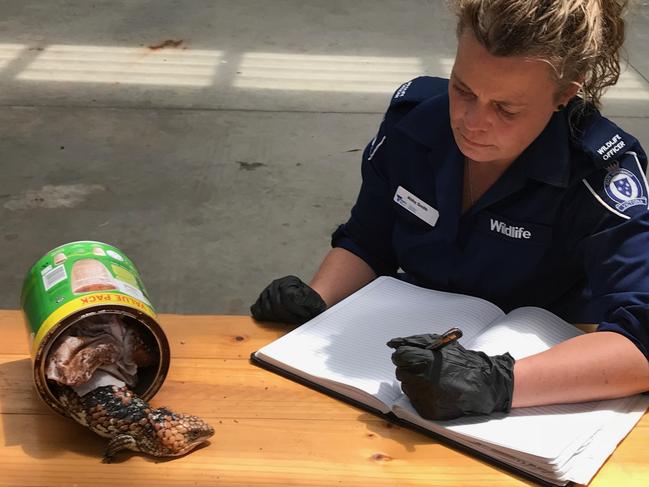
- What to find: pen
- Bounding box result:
[390,327,463,350]
[425,327,463,350]
[387,327,464,350]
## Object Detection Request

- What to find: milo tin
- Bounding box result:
[20,241,170,417]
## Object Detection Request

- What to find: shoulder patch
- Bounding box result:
[579,111,636,168]
[582,151,649,219]
[389,76,448,108]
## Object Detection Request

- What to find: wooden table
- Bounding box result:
[1,311,647,486]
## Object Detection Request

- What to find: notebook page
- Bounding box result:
[394,307,635,456]
[392,304,649,481]
[464,306,583,359]
[391,399,571,485]
[393,395,630,458]
[432,395,649,485]
[255,276,504,411]
[552,394,649,484]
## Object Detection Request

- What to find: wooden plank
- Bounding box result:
[160,314,289,359]
[1,411,646,487]
[0,414,530,487]
[1,310,600,359]
[588,414,649,486]
[2,309,648,486]
[1,399,647,486]
[0,355,50,416]
[0,354,381,420]
[0,311,29,355]
[0,310,288,358]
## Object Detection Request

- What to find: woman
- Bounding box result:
[251,0,649,420]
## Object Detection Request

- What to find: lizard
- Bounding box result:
[57,384,215,462]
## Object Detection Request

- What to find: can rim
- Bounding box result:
[33,306,170,417]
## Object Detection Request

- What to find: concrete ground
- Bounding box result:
[2,1,649,315]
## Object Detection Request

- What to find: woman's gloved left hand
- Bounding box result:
[250,275,326,325]
[387,333,515,421]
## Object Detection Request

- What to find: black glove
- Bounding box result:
[387,333,515,421]
[250,275,327,325]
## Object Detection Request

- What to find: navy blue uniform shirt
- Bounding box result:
[332,77,649,358]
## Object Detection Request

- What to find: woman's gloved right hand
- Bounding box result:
[250,275,327,325]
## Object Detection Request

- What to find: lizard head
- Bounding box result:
[146,408,215,457]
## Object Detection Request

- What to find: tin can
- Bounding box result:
[20,241,170,417]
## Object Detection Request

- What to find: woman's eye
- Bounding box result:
[454,85,474,98]
[497,105,517,118]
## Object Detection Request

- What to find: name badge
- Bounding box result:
[393,186,439,227]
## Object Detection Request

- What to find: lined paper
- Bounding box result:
[465,307,583,359]
[256,277,503,409]
[254,276,649,485]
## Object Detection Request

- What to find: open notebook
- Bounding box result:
[251,277,649,486]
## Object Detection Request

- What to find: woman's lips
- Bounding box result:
[460,132,492,148]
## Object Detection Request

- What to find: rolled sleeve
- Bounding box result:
[584,212,649,359]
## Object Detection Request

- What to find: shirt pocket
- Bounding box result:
[474,211,553,247]
[460,212,556,301]
[392,200,438,236]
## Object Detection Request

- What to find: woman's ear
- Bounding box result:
[555,80,582,111]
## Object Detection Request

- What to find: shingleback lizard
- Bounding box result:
[58,384,215,462]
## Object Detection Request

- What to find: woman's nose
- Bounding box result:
[463,102,491,132]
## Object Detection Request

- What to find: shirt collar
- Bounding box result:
[394,90,454,148]
[394,91,572,188]
[519,109,571,188]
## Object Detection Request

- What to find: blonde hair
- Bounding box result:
[451,0,628,108]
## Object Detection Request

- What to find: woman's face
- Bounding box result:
[449,30,566,166]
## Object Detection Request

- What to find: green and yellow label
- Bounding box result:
[21,241,157,355]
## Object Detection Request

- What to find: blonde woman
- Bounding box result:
[251,0,649,419]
